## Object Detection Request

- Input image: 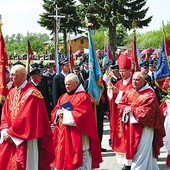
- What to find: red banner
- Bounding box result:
[0,32,8,102]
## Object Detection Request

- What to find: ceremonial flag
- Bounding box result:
[102,53,109,67]
[164,37,170,65]
[136,45,142,62]
[28,40,33,62]
[87,27,103,104]
[0,27,8,102]
[155,37,170,92]
[131,36,140,71]
[104,43,113,60]
[26,40,33,73]
[69,45,74,72]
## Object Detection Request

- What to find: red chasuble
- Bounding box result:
[0,82,54,170]
[109,78,132,153]
[118,87,165,159]
[51,90,103,170]
[159,100,168,118]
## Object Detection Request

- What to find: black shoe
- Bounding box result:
[101,148,107,152]
[122,165,131,170]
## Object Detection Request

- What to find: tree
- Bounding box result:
[124,22,170,49]
[77,0,152,60]
[5,33,50,58]
[38,0,82,56]
[116,24,127,46]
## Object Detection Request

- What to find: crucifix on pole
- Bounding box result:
[49,5,65,72]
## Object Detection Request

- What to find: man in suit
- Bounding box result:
[78,59,89,86]
[52,58,70,106]
[29,68,53,122]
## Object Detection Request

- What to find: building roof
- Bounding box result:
[69,34,87,41]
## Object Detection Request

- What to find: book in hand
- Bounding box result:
[61,101,73,111]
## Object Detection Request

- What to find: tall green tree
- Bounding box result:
[5,33,49,57]
[38,0,82,56]
[78,0,152,60]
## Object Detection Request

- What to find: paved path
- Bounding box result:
[99,118,170,170]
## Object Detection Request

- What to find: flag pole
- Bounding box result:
[162,21,166,37]
[48,5,65,74]
[0,15,9,103]
[131,20,140,72]
[68,32,72,73]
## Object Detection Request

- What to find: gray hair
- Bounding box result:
[133,71,145,81]
[65,73,80,84]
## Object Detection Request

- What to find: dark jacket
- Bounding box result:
[52,73,67,106]
[78,69,89,86]
[31,78,53,121]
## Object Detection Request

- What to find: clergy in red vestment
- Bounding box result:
[51,73,102,170]
[107,54,133,170]
[0,64,54,170]
[159,79,170,167]
[117,71,165,170]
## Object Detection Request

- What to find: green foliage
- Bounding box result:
[161,88,170,102]
[92,25,127,50]
[125,21,170,48]
[38,0,83,55]
[5,33,50,58]
[92,30,105,50]
[116,24,128,46]
[78,0,152,60]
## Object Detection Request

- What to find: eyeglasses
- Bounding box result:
[10,73,22,77]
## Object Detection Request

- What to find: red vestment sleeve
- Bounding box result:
[51,91,102,169]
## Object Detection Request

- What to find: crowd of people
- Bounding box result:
[0,51,169,170]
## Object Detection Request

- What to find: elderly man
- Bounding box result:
[118,71,165,170]
[0,64,54,170]
[51,73,102,170]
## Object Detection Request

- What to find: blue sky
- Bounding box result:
[0,0,170,36]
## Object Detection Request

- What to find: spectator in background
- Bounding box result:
[140,60,160,102]
[29,68,53,122]
[108,63,121,86]
[148,59,156,81]
[52,58,70,106]
[43,62,55,79]
[78,59,89,86]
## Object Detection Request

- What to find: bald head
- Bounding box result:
[11,65,27,75]
[10,65,27,87]
[132,71,146,91]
